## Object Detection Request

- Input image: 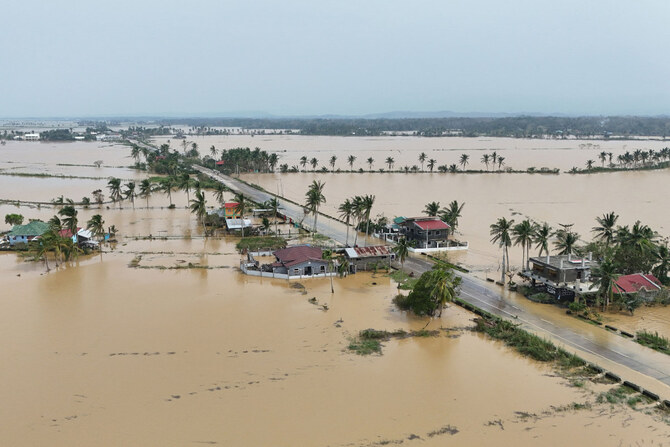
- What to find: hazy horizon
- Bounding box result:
[2,0,669,117]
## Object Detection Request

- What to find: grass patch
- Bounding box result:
[389,270,419,290]
[347,327,440,355]
[236,236,287,253]
[473,317,586,366]
[636,330,670,354]
[596,385,637,405]
[527,292,558,304]
[348,338,382,355]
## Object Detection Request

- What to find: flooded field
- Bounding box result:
[2,140,670,445]
[154,134,670,171]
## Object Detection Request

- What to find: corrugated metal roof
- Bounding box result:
[9,221,50,237]
[345,245,392,259]
[614,274,662,293]
[274,245,324,267]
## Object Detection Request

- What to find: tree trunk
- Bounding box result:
[501,247,506,284]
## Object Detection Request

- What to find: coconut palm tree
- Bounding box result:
[304,180,326,234]
[268,153,279,172]
[322,249,335,293]
[139,179,153,208]
[441,200,464,236]
[58,205,78,236]
[427,158,436,172]
[490,217,514,284]
[131,145,142,163]
[424,201,441,217]
[418,152,427,171]
[429,267,462,317]
[347,155,356,171]
[160,176,176,206]
[266,197,280,235]
[210,145,217,158]
[586,159,595,171]
[592,212,619,246]
[652,243,670,285]
[554,229,580,255]
[393,237,410,270]
[86,214,105,242]
[107,177,122,203]
[124,181,136,209]
[189,188,208,236]
[329,155,337,171]
[300,156,307,170]
[591,256,618,309]
[497,156,505,171]
[385,157,395,170]
[459,154,469,170]
[338,198,354,246]
[213,183,226,207]
[367,157,374,171]
[233,192,248,233]
[178,173,193,203]
[512,219,534,271]
[362,194,375,244]
[533,222,553,256]
[352,195,365,246]
[481,154,490,171]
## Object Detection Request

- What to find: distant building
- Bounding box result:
[8,220,50,246]
[24,133,40,141]
[399,216,450,249]
[344,245,394,273]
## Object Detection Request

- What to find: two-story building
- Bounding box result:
[525,253,597,298]
[399,217,450,249]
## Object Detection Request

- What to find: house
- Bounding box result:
[223,202,241,218]
[8,220,50,246]
[271,245,329,276]
[344,245,395,273]
[524,253,597,298]
[215,160,225,166]
[614,274,663,299]
[58,228,98,247]
[399,216,450,249]
[24,133,40,141]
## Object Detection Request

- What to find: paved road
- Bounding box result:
[195,165,670,397]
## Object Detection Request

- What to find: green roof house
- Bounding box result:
[8,220,50,246]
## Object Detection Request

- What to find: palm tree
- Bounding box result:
[427,159,436,172]
[131,145,142,163]
[591,257,618,309]
[352,195,365,246]
[497,156,505,171]
[178,173,193,203]
[441,200,464,236]
[213,183,226,206]
[139,179,153,208]
[189,188,208,236]
[160,176,176,206]
[592,212,619,246]
[300,156,307,170]
[393,237,410,270]
[124,181,136,209]
[490,217,514,284]
[512,219,534,271]
[58,205,78,236]
[266,197,280,235]
[107,177,122,203]
[268,153,279,172]
[418,152,427,171]
[429,267,461,317]
[652,243,670,285]
[322,249,335,293]
[586,159,595,171]
[459,154,469,170]
[210,145,217,158]
[233,192,248,234]
[533,222,553,256]
[385,157,395,170]
[329,155,337,171]
[367,157,374,171]
[362,194,375,244]
[347,155,356,171]
[424,201,441,217]
[491,151,498,167]
[86,214,105,242]
[554,229,580,255]
[481,154,490,171]
[338,198,354,246]
[599,151,607,167]
[304,180,326,234]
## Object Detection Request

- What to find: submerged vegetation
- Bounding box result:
[347,328,440,355]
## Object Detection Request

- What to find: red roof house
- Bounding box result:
[399,216,451,249]
[613,274,663,294]
[215,160,225,166]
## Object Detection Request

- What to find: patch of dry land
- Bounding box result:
[1,139,669,445]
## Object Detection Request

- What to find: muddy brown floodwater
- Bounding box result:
[1,140,669,445]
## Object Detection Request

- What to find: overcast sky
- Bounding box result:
[2,0,669,117]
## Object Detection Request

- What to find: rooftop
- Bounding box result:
[274,245,323,267]
[530,254,596,271]
[614,274,662,294]
[9,220,50,237]
[224,202,239,209]
[344,245,393,259]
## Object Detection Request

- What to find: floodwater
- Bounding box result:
[1,140,670,445]
[154,134,670,171]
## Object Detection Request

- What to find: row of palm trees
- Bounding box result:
[337,195,375,246]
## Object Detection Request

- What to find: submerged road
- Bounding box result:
[195,165,670,397]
